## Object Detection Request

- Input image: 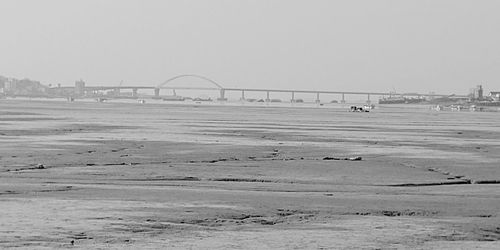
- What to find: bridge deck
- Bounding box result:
[222,88,466,97]
[76,85,467,98]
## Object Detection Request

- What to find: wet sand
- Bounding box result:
[0,99,499,249]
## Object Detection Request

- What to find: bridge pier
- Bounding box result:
[290,92,295,103]
[154,88,160,98]
[366,94,371,104]
[315,93,320,103]
[75,80,85,97]
[341,93,346,103]
[218,89,227,101]
[240,90,245,100]
[266,91,270,102]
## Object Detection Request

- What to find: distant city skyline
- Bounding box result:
[1,0,499,94]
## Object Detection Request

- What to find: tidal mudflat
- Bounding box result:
[0,100,499,249]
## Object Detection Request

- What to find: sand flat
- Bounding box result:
[0,99,499,249]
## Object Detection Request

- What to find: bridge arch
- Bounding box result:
[157,74,224,89]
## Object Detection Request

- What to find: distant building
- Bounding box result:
[469,85,484,100]
[3,78,49,96]
[490,91,500,101]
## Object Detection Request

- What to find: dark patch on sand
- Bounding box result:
[352,209,439,217]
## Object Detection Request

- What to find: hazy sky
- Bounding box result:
[1,0,499,93]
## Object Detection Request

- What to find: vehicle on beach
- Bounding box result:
[450,105,463,111]
[363,104,375,110]
[432,105,442,111]
[469,105,485,111]
[349,106,369,112]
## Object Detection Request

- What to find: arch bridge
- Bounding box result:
[82,74,467,102]
[153,74,466,103]
[155,74,226,100]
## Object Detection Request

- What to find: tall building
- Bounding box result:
[470,85,484,100]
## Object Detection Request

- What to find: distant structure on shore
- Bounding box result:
[0,76,49,97]
[469,85,484,101]
[466,85,500,107]
[2,74,498,107]
[490,91,500,101]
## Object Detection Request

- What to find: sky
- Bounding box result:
[0,0,499,94]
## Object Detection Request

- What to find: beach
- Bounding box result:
[0,99,499,249]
